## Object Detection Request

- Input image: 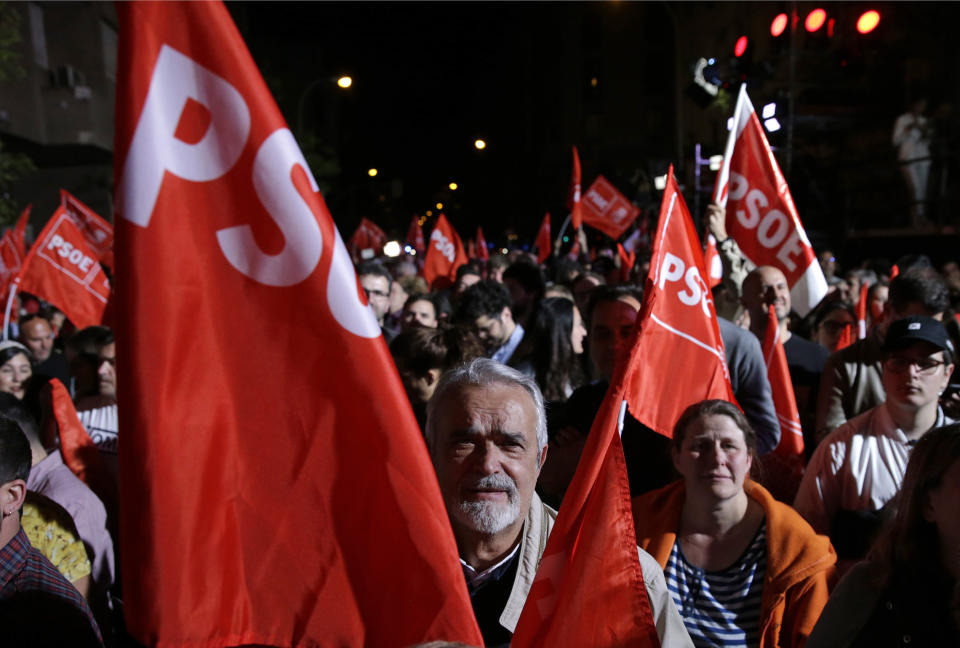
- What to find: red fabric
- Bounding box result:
[855,280,868,339]
[60,190,115,269]
[46,379,116,513]
[0,206,30,294]
[835,323,854,350]
[535,212,551,264]
[423,213,467,289]
[704,234,723,288]
[467,238,476,259]
[616,242,635,283]
[714,86,826,317]
[581,175,641,240]
[626,167,736,438]
[511,319,660,647]
[406,214,425,256]
[113,3,482,646]
[568,146,583,231]
[475,226,489,262]
[761,305,804,499]
[890,264,899,280]
[15,206,110,329]
[348,217,387,261]
[568,239,581,260]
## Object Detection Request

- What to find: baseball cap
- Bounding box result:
[882,315,953,353]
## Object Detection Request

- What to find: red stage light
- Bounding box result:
[770,13,788,37]
[734,35,748,57]
[857,10,881,34]
[805,8,826,32]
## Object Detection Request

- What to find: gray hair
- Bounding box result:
[425,357,548,458]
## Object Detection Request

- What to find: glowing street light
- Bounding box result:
[367,168,378,177]
[436,202,444,210]
[449,182,458,191]
[857,10,880,34]
[383,241,401,257]
[474,139,487,150]
[337,76,353,89]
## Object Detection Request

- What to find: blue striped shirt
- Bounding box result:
[665,522,767,647]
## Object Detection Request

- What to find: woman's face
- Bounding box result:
[571,307,587,355]
[673,414,752,501]
[0,352,32,399]
[816,310,856,351]
[869,286,889,321]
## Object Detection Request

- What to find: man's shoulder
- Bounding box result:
[820,406,884,447]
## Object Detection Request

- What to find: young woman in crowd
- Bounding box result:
[389,324,483,431]
[806,424,960,646]
[0,340,33,400]
[811,301,857,352]
[509,297,587,402]
[632,399,836,647]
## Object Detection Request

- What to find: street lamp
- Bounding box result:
[448,182,458,191]
[474,139,486,150]
[368,168,378,177]
[296,74,353,138]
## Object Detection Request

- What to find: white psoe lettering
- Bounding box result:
[726,171,805,272]
[46,234,95,273]
[658,252,711,317]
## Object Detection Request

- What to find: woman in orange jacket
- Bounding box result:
[632,399,836,647]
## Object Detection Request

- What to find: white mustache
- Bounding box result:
[463,473,517,496]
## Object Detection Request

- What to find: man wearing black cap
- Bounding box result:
[795,315,954,563]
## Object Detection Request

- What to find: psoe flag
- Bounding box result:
[60,189,115,269]
[581,175,640,241]
[14,206,110,330]
[423,212,467,289]
[714,85,826,316]
[113,3,482,646]
[628,167,736,438]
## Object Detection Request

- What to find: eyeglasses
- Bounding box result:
[363,288,389,300]
[884,356,946,375]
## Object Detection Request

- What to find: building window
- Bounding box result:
[101,21,117,81]
[29,3,48,69]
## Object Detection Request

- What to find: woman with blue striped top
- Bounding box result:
[632,400,836,647]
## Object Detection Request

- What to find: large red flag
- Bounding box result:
[568,146,583,231]
[113,3,482,646]
[581,175,641,241]
[60,189,115,269]
[534,212,551,264]
[475,226,490,261]
[423,213,467,289]
[13,207,110,329]
[512,302,660,647]
[627,167,736,438]
[406,213,425,256]
[0,205,30,292]
[714,85,826,317]
[348,217,387,261]
[760,304,804,500]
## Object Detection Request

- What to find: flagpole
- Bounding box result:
[2,278,19,341]
[554,213,571,249]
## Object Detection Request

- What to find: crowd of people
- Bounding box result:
[362,200,960,646]
[0,193,958,646]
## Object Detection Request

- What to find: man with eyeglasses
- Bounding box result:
[356,261,399,343]
[795,315,954,565]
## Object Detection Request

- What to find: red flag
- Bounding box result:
[703,233,723,288]
[616,242,635,283]
[14,207,110,329]
[627,167,736,438]
[113,3,482,646]
[581,175,641,240]
[535,212,551,264]
[567,238,581,260]
[760,304,804,500]
[423,213,467,289]
[568,146,583,231]
[406,214,425,256]
[890,264,899,280]
[60,190,115,269]
[855,280,868,339]
[475,226,490,262]
[348,217,387,262]
[0,206,30,292]
[714,85,826,317]
[835,322,855,351]
[512,306,660,647]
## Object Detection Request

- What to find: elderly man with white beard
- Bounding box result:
[426,358,691,648]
